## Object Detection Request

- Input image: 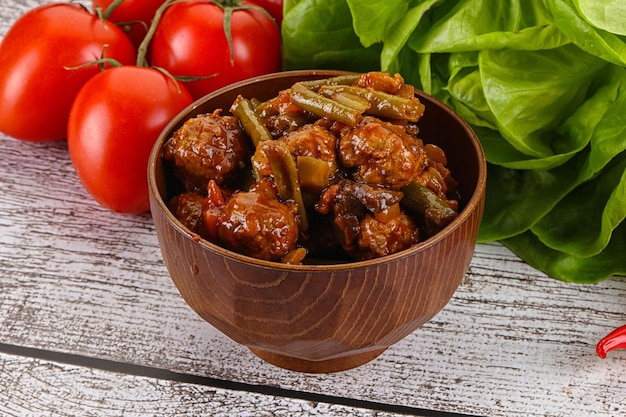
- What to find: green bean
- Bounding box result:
[318,85,425,122]
[290,82,363,126]
[401,182,457,234]
[231,97,272,147]
[330,92,370,113]
[265,141,309,231]
[296,156,331,193]
[298,73,361,90]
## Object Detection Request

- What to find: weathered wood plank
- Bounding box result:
[0,352,411,417]
[2,2,626,416]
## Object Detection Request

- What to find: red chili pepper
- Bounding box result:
[596,324,626,359]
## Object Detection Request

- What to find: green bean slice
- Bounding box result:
[318,85,425,122]
[401,182,457,234]
[298,74,361,90]
[296,156,331,193]
[265,141,309,231]
[231,97,272,147]
[290,82,363,126]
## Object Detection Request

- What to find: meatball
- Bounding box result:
[163,110,249,191]
[217,190,299,262]
[168,191,207,237]
[356,213,419,260]
[339,116,427,190]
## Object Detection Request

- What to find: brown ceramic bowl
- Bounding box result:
[148,70,487,373]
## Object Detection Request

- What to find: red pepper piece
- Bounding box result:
[596,324,626,359]
[202,180,227,241]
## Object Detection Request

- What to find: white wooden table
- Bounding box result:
[2,1,626,415]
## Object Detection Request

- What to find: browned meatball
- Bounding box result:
[356,213,419,260]
[217,190,299,261]
[163,110,249,191]
[339,116,427,190]
[168,191,207,237]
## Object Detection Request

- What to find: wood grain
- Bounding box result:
[1,353,413,417]
[1,1,626,416]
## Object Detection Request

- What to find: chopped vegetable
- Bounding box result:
[231,96,273,146]
[401,182,457,235]
[318,85,425,121]
[296,155,331,193]
[289,82,363,126]
[265,140,309,231]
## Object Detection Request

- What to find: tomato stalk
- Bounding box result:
[94,0,148,38]
[208,0,278,65]
[98,0,124,20]
[131,0,199,94]
[136,0,183,68]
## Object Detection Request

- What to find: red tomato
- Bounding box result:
[67,66,193,213]
[150,0,281,100]
[251,0,283,25]
[92,0,165,50]
[0,3,136,142]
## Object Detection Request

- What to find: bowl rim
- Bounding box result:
[148,70,487,272]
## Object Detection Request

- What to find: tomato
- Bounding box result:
[0,3,136,142]
[92,0,165,50]
[67,66,193,213]
[150,0,281,100]
[250,0,283,25]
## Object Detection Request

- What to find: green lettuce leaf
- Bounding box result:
[531,154,626,258]
[409,0,569,52]
[530,71,626,257]
[477,154,585,242]
[573,0,626,36]
[548,0,626,66]
[478,66,626,242]
[479,45,608,160]
[345,0,411,47]
[502,220,626,284]
[282,0,381,71]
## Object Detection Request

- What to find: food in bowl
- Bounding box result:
[162,71,460,264]
[148,69,486,373]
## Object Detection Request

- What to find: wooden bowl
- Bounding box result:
[148,70,487,373]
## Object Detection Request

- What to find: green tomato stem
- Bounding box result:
[136,0,185,68]
[102,0,125,20]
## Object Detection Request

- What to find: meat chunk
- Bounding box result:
[317,180,418,261]
[357,213,420,260]
[355,71,405,94]
[339,116,427,190]
[217,190,299,262]
[163,110,249,191]
[168,191,207,237]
